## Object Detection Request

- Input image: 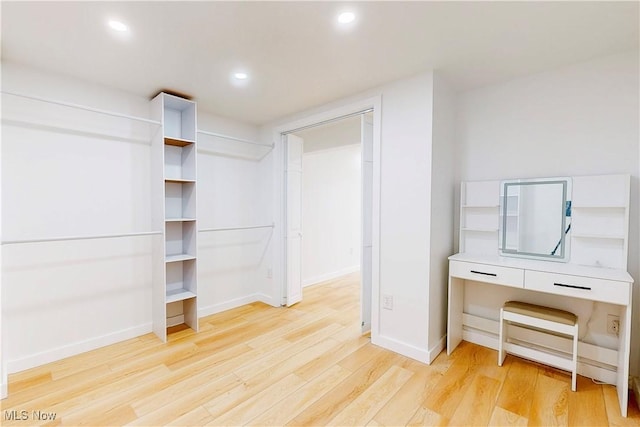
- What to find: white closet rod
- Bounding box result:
[196,129,273,148]
[199,224,274,233]
[1,90,161,125]
[281,108,374,135]
[1,231,163,245]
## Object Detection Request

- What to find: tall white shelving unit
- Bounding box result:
[151,92,199,342]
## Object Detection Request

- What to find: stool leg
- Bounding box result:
[498,308,506,366]
[571,323,578,391]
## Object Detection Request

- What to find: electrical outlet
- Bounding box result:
[382,294,393,310]
[266,267,272,279]
[607,314,620,336]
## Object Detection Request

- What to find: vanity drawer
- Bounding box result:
[525,271,630,305]
[450,260,524,288]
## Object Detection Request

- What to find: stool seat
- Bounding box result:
[499,300,579,391]
[503,301,577,326]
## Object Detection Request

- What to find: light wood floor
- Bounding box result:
[2,272,639,426]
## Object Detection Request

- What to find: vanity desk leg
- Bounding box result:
[447,276,464,355]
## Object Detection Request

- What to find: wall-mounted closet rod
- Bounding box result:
[282,108,374,135]
[1,231,163,245]
[199,224,274,233]
[1,90,161,125]
[197,129,273,148]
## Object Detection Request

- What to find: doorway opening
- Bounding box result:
[281,107,376,334]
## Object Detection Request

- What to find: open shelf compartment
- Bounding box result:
[165,221,196,259]
[165,258,197,303]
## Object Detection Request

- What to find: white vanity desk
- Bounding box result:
[447,253,633,416]
[449,175,634,417]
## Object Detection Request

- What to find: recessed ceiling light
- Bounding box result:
[108,20,128,32]
[337,12,355,24]
[234,72,248,80]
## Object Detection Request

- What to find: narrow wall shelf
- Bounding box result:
[166,288,197,304]
[572,205,627,209]
[166,254,197,263]
[165,218,196,222]
[165,137,195,147]
[572,233,626,240]
[165,178,196,184]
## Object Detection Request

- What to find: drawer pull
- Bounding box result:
[554,282,591,291]
[470,270,497,277]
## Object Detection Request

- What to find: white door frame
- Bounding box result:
[272,95,382,338]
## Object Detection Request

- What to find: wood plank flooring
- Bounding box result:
[1,272,639,426]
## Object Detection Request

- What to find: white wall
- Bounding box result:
[455,50,640,375]
[195,111,271,316]
[301,144,361,286]
[2,62,155,372]
[0,54,5,399]
[301,116,361,153]
[1,62,265,373]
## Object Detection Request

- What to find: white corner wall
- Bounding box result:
[376,73,435,361]
[428,73,456,354]
[455,50,640,376]
[301,144,361,286]
[1,62,266,374]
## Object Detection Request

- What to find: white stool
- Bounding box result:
[498,300,579,391]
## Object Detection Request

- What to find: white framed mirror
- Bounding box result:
[499,177,572,262]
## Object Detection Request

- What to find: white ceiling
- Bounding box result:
[2,2,638,125]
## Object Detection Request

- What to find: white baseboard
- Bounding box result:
[428,336,446,363]
[362,322,372,334]
[302,265,360,287]
[7,294,276,377]
[199,293,271,318]
[373,334,430,364]
[255,292,280,308]
[1,381,7,400]
[6,323,152,374]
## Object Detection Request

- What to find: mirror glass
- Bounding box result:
[500,177,571,262]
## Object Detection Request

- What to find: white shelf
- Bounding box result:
[166,253,196,263]
[462,205,499,209]
[166,218,196,222]
[165,136,195,147]
[165,178,196,184]
[572,205,626,209]
[166,288,196,304]
[572,233,625,240]
[461,228,499,233]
